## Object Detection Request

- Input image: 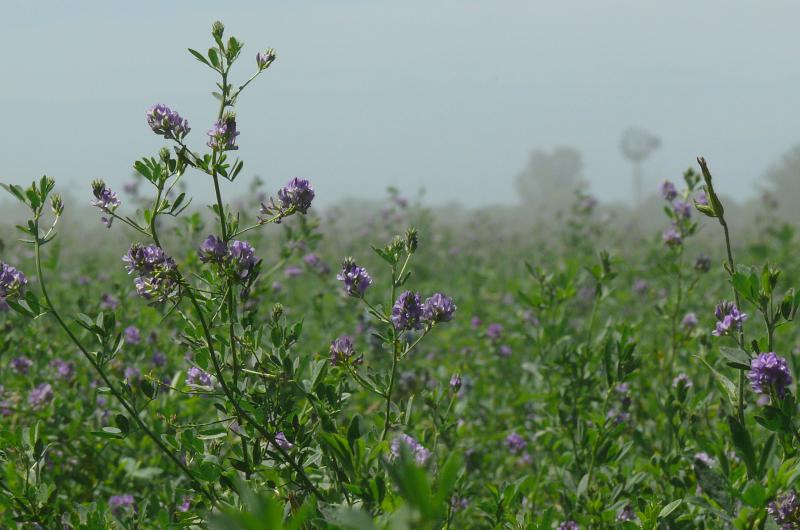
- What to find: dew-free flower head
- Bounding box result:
[278,178,315,214]
[422,293,457,324]
[197,234,227,264]
[391,291,423,331]
[206,115,239,151]
[748,352,792,398]
[337,258,372,297]
[146,104,190,140]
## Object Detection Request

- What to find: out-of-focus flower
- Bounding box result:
[661,181,678,201]
[681,312,698,329]
[505,431,526,453]
[768,490,800,529]
[662,226,682,246]
[186,366,213,387]
[28,383,53,408]
[109,494,136,513]
[487,323,503,341]
[748,352,792,398]
[329,335,360,365]
[124,326,141,345]
[11,356,32,374]
[391,434,431,465]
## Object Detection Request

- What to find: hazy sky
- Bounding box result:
[2,1,799,207]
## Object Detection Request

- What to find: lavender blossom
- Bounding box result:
[768,491,800,529]
[256,48,276,70]
[206,115,239,151]
[712,301,748,337]
[391,434,432,465]
[337,258,373,297]
[557,521,579,530]
[661,180,678,201]
[28,383,53,408]
[329,335,360,365]
[91,180,121,228]
[391,291,423,331]
[11,356,32,374]
[633,279,648,294]
[51,359,75,380]
[748,352,792,398]
[694,452,714,467]
[228,240,261,281]
[284,266,303,278]
[100,293,119,310]
[672,373,692,389]
[450,374,462,392]
[422,293,457,324]
[616,506,637,522]
[673,200,692,219]
[662,226,682,247]
[124,326,141,345]
[277,178,315,214]
[0,262,27,305]
[151,351,167,367]
[681,312,698,329]
[123,244,178,302]
[303,253,330,274]
[274,432,293,450]
[146,104,190,140]
[197,235,227,264]
[505,431,526,454]
[109,494,136,513]
[486,323,503,341]
[186,366,213,387]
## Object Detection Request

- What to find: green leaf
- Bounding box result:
[658,499,682,519]
[188,48,210,66]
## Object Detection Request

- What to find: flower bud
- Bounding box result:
[212,21,225,40]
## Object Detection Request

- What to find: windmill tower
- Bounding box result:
[620,127,660,204]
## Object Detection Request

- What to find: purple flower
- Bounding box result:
[277,178,315,214]
[673,200,692,219]
[256,48,276,70]
[557,521,579,530]
[712,301,747,337]
[450,374,462,392]
[109,494,136,513]
[330,335,359,365]
[186,366,213,387]
[662,226,682,246]
[661,180,678,201]
[124,366,141,381]
[274,432,293,451]
[633,279,648,294]
[617,506,636,522]
[197,234,227,264]
[337,258,372,297]
[768,491,800,529]
[122,244,178,302]
[486,323,503,341]
[499,344,513,357]
[695,192,708,206]
[0,262,28,305]
[146,104,190,140]
[303,253,330,275]
[391,434,431,465]
[505,431,526,454]
[391,291,423,331]
[28,383,53,408]
[11,356,32,374]
[681,312,698,329]
[100,293,119,310]
[177,496,192,513]
[51,359,75,380]
[91,180,121,228]
[206,116,239,151]
[124,326,141,345]
[470,316,482,329]
[422,293,457,324]
[748,352,793,398]
[672,373,692,389]
[694,452,714,466]
[151,351,167,367]
[695,254,711,272]
[284,265,303,278]
[228,240,261,280]
[450,496,469,512]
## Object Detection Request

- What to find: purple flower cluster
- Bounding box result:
[672,373,692,389]
[748,352,792,398]
[11,356,32,374]
[197,236,261,281]
[124,326,141,345]
[557,521,579,530]
[681,312,698,329]
[617,505,636,522]
[303,253,330,275]
[768,491,800,529]
[661,180,678,201]
[505,431,526,454]
[274,432,293,451]
[186,366,213,387]
[391,434,431,465]
[662,226,682,247]
[109,494,136,513]
[146,104,190,140]
[206,116,239,151]
[0,262,27,307]
[277,177,315,214]
[337,258,373,297]
[51,359,75,380]
[91,180,121,228]
[123,243,179,302]
[256,48,276,70]
[486,323,503,341]
[329,335,361,366]
[391,291,423,331]
[28,383,53,408]
[712,301,747,337]
[422,293,457,324]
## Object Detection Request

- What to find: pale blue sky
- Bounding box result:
[2,1,799,207]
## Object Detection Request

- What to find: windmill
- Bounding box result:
[620,127,660,204]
